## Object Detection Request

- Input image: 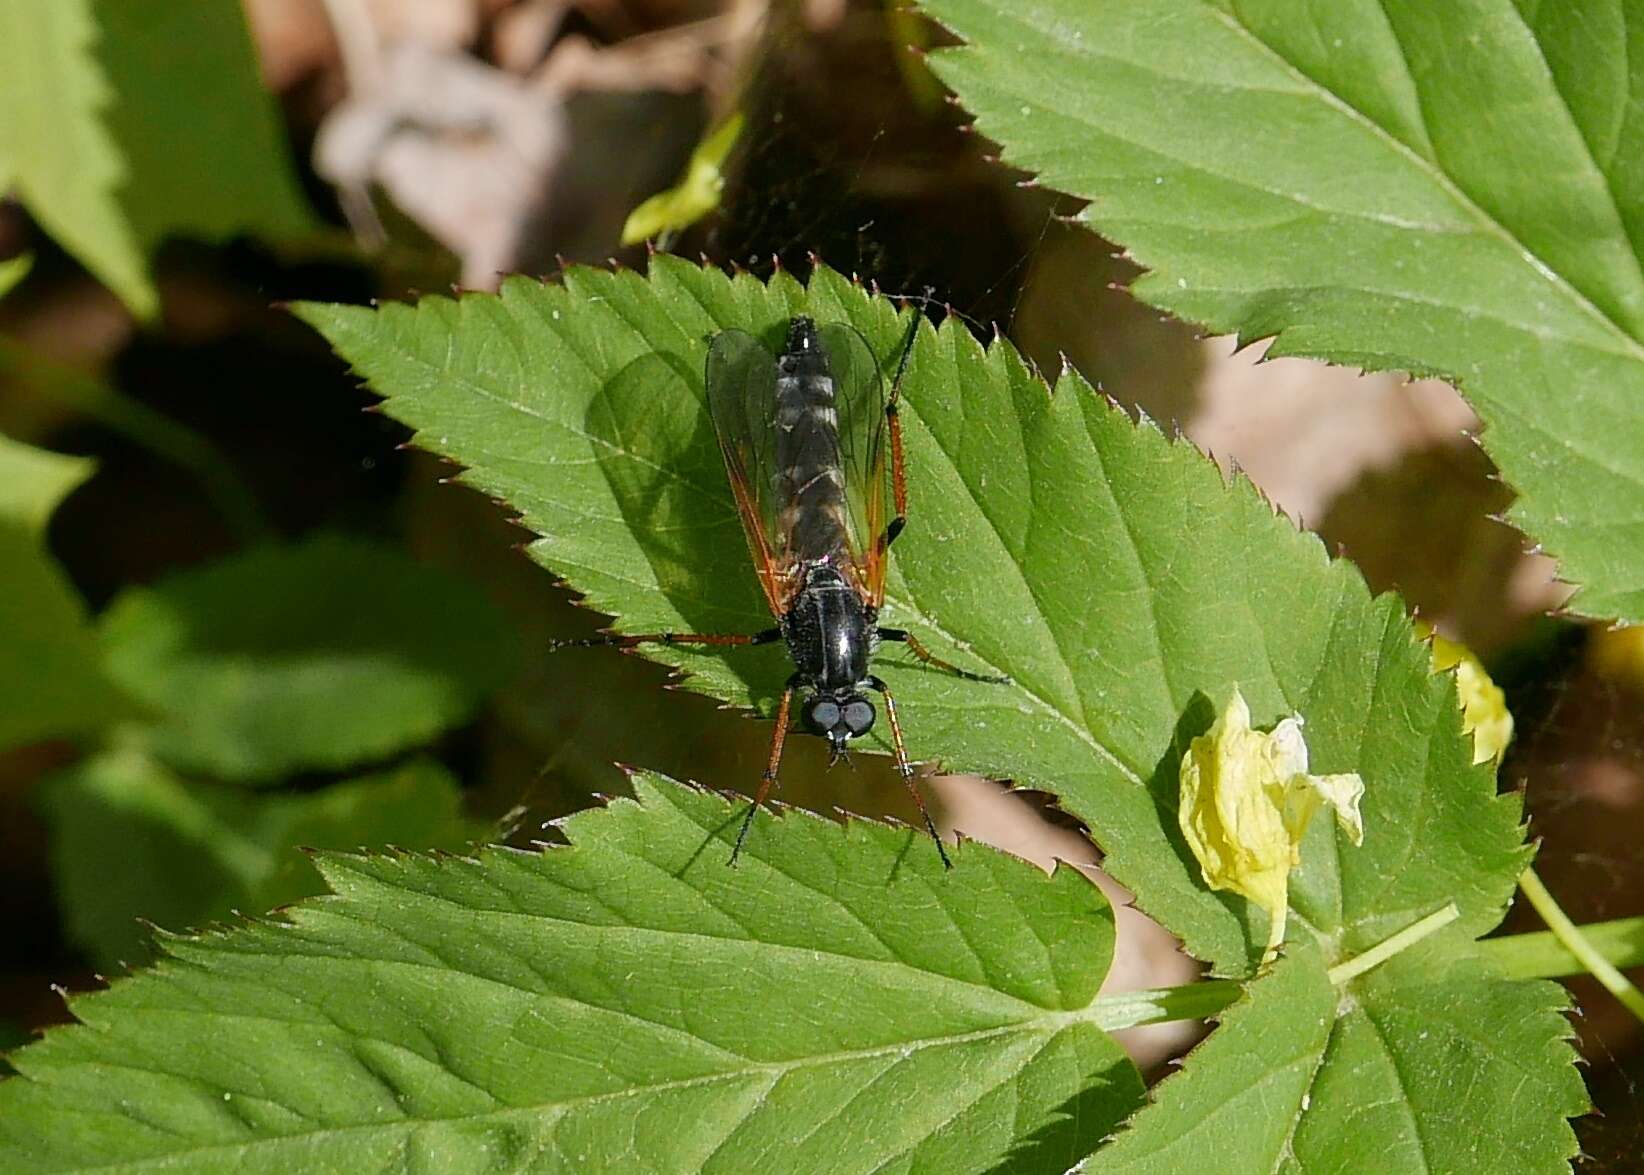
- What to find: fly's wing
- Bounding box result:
[705,328,799,615]
[816,322,891,607]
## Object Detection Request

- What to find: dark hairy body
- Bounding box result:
[556,313,1006,867]
[770,319,878,732]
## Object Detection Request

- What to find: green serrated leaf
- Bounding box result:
[1091,938,1586,1173]
[296,261,1583,1164]
[1091,941,1338,1171]
[36,749,484,970]
[0,433,127,751]
[0,1020,25,1076]
[0,0,146,314]
[99,531,519,783]
[916,0,1644,623]
[294,259,1527,980]
[0,774,1144,1173]
[90,0,314,249]
[0,0,313,318]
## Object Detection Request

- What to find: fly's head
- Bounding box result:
[802,690,876,764]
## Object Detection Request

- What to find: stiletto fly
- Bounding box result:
[558,313,1007,867]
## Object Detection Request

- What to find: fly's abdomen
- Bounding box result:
[774,318,850,563]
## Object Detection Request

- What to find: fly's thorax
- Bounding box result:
[778,317,829,379]
[781,564,873,691]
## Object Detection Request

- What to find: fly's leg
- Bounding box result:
[876,628,1010,685]
[867,674,953,870]
[554,626,793,865]
[550,627,782,652]
[880,312,920,552]
[730,674,801,866]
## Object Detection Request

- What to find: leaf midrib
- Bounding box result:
[893,368,1151,791]
[1153,279,1638,360]
[1267,1011,1336,1174]
[959,0,1644,364]
[48,1017,1088,1172]
[198,907,1066,1026]
[1221,0,1644,356]
[1225,0,1644,355]
[1357,1003,1436,1175]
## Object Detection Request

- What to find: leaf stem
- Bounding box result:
[1092,904,1460,1031]
[1095,905,1644,1033]
[1503,868,1644,1024]
[1089,980,1242,1031]
[1479,914,1644,979]
[1326,903,1459,986]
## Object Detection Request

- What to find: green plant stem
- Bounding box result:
[1479,915,1644,979]
[1089,979,1243,1031]
[1327,903,1459,986]
[0,339,268,541]
[1094,905,1458,1031]
[1504,868,1644,1024]
[1095,903,1644,1032]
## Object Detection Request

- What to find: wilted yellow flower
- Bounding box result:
[1179,689,1364,963]
[1423,626,1512,765]
[621,113,744,246]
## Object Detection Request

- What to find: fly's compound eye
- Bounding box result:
[840,697,875,737]
[803,698,842,734]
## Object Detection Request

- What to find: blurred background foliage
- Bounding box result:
[0,0,1638,1156]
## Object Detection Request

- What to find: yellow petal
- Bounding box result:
[1179,688,1365,963]
[1285,772,1364,848]
[1265,715,1311,778]
[1425,627,1513,765]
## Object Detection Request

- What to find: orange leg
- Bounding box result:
[868,675,952,870]
[884,404,908,549]
[730,678,798,866]
[882,312,919,549]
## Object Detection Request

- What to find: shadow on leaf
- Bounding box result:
[587,348,789,709]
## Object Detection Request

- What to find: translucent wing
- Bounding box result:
[705,328,800,615]
[816,322,891,607]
